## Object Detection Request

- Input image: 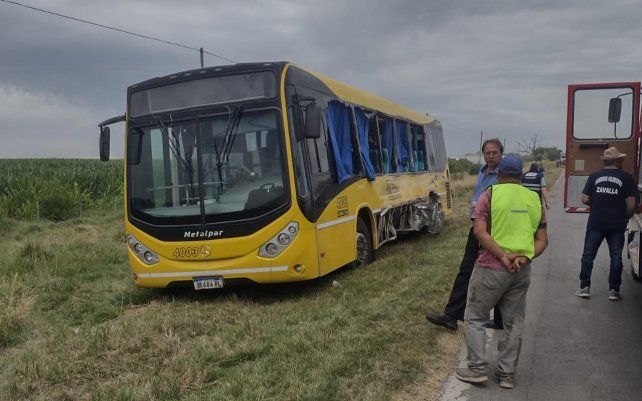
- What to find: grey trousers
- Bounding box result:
[464,264,531,376]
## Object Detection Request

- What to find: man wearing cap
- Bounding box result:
[455,155,548,389]
[575,147,636,301]
[521,162,550,209]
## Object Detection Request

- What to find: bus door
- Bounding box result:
[565,82,640,212]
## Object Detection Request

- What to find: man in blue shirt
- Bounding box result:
[575,147,636,300]
[426,138,504,331]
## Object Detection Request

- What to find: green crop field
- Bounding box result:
[0,159,562,401]
[0,159,123,221]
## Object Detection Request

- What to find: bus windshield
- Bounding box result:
[128,109,288,225]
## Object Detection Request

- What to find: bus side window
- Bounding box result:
[287,107,310,199]
[395,120,411,173]
[411,125,427,171]
[369,115,383,174]
[326,100,360,182]
[306,108,334,194]
[425,121,447,172]
[378,117,393,174]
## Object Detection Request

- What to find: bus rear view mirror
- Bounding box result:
[99,126,110,161]
[304,103,322,139]
[608,97,622,123]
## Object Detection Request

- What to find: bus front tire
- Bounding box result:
[354,218,373,267]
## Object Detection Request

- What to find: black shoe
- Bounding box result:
[426,313,458,331]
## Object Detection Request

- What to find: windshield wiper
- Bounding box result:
[153,117,198,202]
[212,106,243,194]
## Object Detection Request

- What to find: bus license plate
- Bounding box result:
[193,276,224,290]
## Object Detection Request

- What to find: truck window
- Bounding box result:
[573,88,635,139]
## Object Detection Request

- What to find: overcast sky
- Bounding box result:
[2,0,642,158]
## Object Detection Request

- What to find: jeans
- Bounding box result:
[464,265,531,376]
[580,229,625,291]
[444,228,503,325]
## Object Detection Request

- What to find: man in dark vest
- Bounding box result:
[575,147,636,300]
[521,163,549,209]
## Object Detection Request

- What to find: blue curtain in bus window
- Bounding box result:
[326,101,353,183]
[395,121,410,172]
[355,108,376,180]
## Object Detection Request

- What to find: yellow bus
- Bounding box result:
[98,62,452,289]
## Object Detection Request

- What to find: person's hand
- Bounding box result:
[500,253,520,269]
[510,256,530,272]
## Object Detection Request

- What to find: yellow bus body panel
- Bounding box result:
[314,171,452,276]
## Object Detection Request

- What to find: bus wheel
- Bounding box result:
[354,218,373,267]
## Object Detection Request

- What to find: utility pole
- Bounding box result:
[200,47,204,68]
[479,131,483,164]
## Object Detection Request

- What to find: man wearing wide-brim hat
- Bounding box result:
[575,146,636,301]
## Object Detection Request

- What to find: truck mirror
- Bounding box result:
[608,97,622,123]
[99,126,110,161]
[304,103,322,139]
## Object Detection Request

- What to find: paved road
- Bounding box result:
[438,177,642,400]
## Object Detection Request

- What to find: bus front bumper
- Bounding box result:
[128,227,318,288]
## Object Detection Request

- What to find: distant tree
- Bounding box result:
[467,163,482,175]
[448,158,475,174]
[518,134,543,155]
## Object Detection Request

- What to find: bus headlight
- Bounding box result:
[133,243,143,255]
[277,233,291,245]
[127,234,159,265]
[143,251,155,264]
[266,243,279,256]
[259,222,298,258]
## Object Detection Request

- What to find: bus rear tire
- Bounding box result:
[354,218,373,267]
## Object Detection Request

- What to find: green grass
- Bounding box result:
[0,159,562,401]
[0,212,476,401]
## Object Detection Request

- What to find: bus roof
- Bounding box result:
[128,61,436,125]
[294,64,435,126]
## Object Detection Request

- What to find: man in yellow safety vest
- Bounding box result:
[455,155,548,389]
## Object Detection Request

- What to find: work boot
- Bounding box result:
[608,289,623,301]
[455,367,488,383]
[494,371,515,389]
[574,286,590,298]
[426,313,457,331]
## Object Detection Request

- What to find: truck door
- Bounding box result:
[565,82,640,212]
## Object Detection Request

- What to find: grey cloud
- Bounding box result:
[2,0,642,158]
